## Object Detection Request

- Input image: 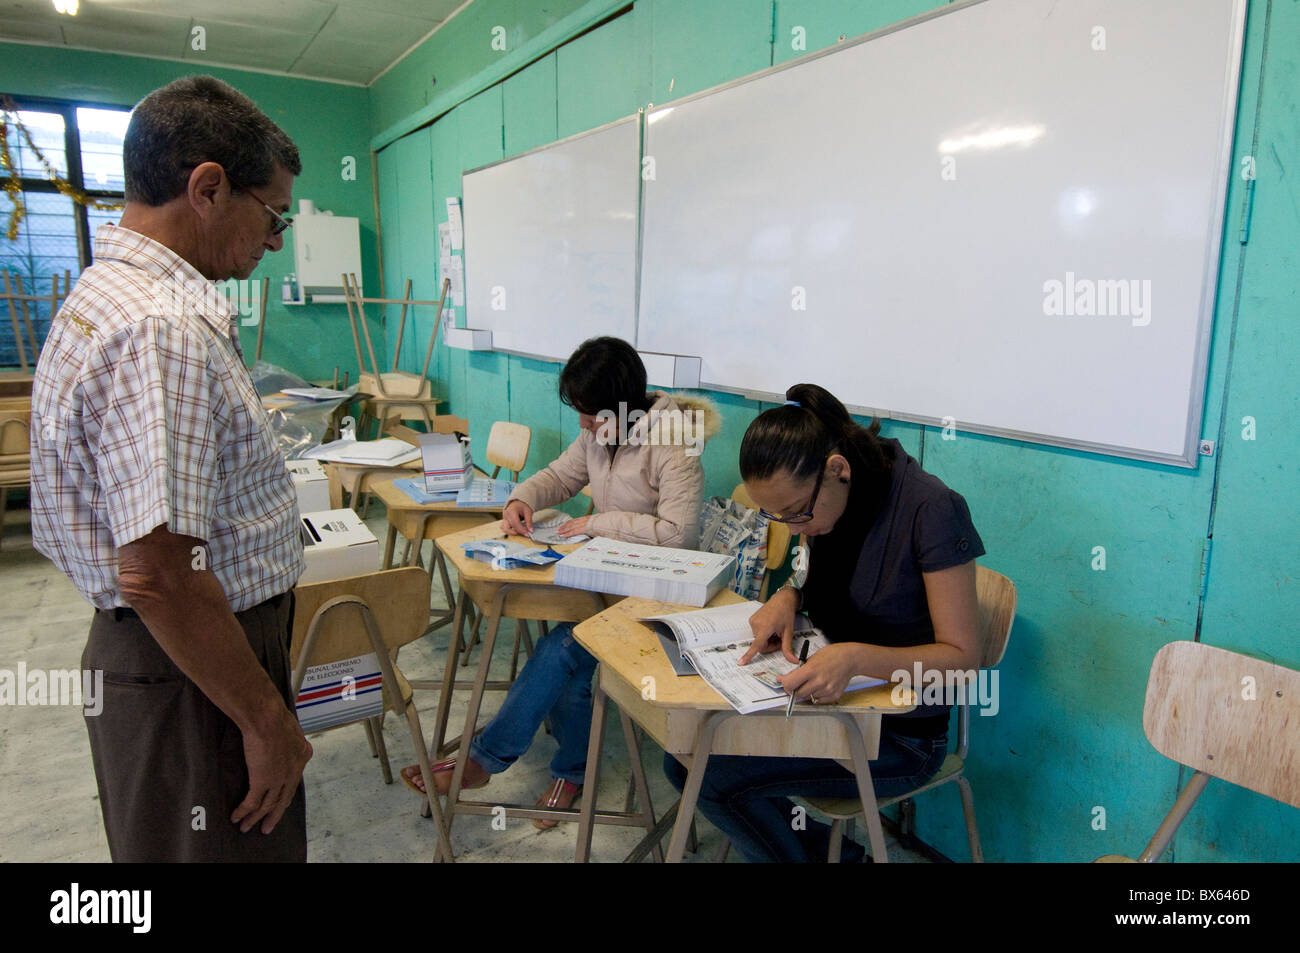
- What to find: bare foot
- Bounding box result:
[401,757,490,795]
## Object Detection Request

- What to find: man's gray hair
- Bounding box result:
[124,75,301,206]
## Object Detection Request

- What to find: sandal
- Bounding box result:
[533,777,583,830]
[400,757,489,797]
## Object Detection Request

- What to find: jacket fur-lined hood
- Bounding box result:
[634,390,722,451]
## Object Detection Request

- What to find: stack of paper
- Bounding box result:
[305,438,421,466]
[457,478,516,508]
[554,537,734,607]
[281,386,351,401]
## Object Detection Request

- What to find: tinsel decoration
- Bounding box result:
[2,97,125,242]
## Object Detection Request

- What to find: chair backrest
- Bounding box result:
[731,482,793,600]
[0,408,31,457]
[290,567,431,712]
[1144,641,1300,810]
[486,421,530,480]
[974,566,1016,669]
[580,483,595,515]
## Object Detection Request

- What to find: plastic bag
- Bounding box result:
[249,360,358,460]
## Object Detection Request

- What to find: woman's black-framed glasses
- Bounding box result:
[226,172,294,236]
[759,462,827,525]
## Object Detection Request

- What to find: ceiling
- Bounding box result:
[0,0,469,85]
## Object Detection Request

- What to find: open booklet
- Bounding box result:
[642,601,886,714]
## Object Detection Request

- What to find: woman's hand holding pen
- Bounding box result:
[502,499,534,536]
[778,643,859,705]
[740,586,800,665]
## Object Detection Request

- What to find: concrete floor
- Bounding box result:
[0,500,928,863]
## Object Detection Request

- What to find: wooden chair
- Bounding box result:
[2,268,71,374]
[0,404,31,549]
[800,565,1016,862]
[732,482,792,600]
[485,421,530,481]
[342,273,447,435]
[580,484,595,516]
[290,566,455,862]
[1095,640,1300,863]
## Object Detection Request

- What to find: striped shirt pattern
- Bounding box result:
[30,224,305,612]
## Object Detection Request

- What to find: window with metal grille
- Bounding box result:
[2,96,129,368]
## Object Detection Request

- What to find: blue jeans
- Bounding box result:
[664,723,948,862]
[469,623,597,786]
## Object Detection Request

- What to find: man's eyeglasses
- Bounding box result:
[226,172,293,237]
[759,462,827,525]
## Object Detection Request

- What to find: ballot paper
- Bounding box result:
[461,538,563,570]
[527,512,590,545]
[642,602,885,714]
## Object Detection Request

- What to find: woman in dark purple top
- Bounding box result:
[664,383,985,862]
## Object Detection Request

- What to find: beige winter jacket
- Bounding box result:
[508,392,720,549]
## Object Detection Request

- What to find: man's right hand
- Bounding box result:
[740,585,801,665]
[232,703,314,834]
[502,499,534,536]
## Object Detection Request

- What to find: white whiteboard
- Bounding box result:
[462,116,639,361]
[637,0,1246,465]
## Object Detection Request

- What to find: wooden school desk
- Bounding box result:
[371,472,500,635]
[431,521,661,844]
[571,596,918,863]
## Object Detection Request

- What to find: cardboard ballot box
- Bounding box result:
[418,432,472,494]
[286,458,330,514]
[298,508,379,584]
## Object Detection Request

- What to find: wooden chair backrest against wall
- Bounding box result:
[1097,640,1300,862]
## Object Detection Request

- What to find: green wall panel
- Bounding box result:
[556,10,639,136]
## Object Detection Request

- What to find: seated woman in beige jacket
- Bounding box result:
[402,336,718,825]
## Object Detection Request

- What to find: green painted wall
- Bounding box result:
[373,0,1297,862]
[0,41,379,383]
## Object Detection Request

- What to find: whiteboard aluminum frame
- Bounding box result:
[638,0,1249,468]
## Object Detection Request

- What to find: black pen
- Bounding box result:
[786,638,811,718]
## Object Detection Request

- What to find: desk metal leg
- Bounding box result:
[429,589,469,764]
[382,525,397,569]
[444,587,509,842]
[666,711,729,862]
[838,711,889,863]
[620,707,663,863]
[574,681,610,863]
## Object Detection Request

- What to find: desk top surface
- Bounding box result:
[434,516,586,584]
[573,595,916,714]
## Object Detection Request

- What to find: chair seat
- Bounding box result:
[805,753,965,818]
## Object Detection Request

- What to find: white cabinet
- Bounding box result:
[292,211,361,302]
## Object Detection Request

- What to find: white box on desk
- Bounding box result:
[418,432,472,493]
[298,508,379,584]
[554,537,735,607]
[286,458,330,514]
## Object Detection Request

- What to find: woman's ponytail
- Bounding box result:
[740,383,889,484]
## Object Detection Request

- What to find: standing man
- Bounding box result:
[30,76,312,862]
